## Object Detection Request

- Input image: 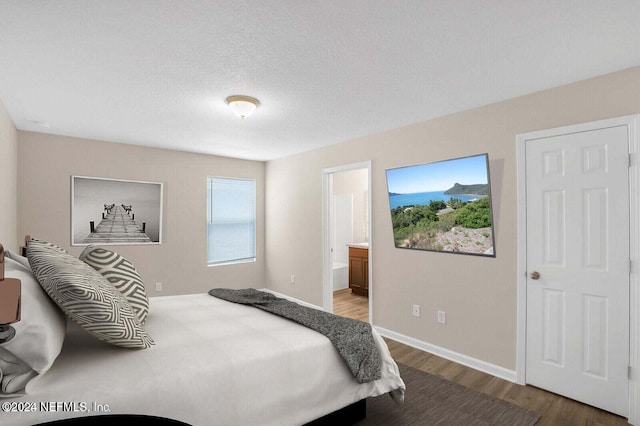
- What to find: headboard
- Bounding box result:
[20,234,31,257]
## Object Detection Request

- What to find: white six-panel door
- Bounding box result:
[524,124,630,416]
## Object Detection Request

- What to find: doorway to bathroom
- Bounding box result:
[322,161,371,323]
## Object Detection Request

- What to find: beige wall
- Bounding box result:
[0,99,18,250]
[10,66,640,371]
[17,132,266,295]
[265,66,640,371]
[333,168,368,245]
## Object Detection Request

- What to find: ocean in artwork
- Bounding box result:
[388,191,479,209]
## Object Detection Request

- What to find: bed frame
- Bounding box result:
[30,400,366,425]
[306,399,366,425]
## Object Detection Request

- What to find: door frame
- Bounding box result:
[515,114,640,422]
[322,161,372,323]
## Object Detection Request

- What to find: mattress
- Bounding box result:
[2,291,405,426]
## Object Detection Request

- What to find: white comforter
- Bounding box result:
[3,291,405,426]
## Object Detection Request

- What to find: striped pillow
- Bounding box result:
[26,239,154,349]
[80,246,149,324]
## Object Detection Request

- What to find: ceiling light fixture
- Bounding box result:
[225,95,260,119]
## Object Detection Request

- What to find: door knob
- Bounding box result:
[530,271,540,280]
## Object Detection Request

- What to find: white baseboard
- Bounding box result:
[375,325,518,383]
[261,289,518,383]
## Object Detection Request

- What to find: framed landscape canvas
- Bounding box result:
[71,176,163,246]
[385,153,495,257]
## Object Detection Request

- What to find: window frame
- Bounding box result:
[206,176,257,266]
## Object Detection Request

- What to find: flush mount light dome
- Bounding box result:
[225,95,260,119]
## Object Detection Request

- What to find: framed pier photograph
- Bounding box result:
[71,176,163,245]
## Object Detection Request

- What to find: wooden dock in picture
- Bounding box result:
[82,204,152,244]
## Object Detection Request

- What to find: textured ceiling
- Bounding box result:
[1,1,639,161]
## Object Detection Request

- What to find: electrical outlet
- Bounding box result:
[412,304,421,317]
[155,282,162,292]
[290,274,295,285]
[437,310,446,324]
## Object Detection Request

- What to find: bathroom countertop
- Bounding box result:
[347,242,369,248]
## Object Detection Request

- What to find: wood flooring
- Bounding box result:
[333,289,628,426]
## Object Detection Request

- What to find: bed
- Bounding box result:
[0,238,405,426]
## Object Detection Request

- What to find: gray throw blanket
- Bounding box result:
[208,288,381,384]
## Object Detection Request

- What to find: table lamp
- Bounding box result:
[0,244,21,344]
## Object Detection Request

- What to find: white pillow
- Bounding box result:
[0,252,67,396]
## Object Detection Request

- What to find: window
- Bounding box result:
[207,177,256,265]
